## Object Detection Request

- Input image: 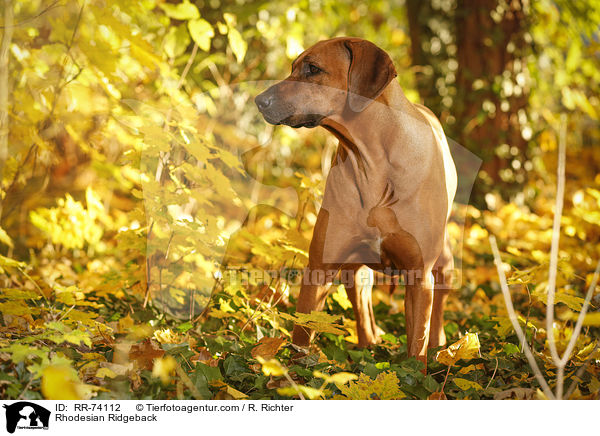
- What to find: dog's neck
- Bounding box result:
[321,81,427,174]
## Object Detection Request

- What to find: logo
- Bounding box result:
[2,402,50,434]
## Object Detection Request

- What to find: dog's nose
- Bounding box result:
[255,92,273,111]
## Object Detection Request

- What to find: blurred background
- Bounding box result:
[0,0,599,400]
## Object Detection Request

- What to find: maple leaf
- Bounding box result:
[334,372,406,400]
[279,311,347,336]
[251,337,286,360]
[436,333,481,366]
[129,339,165,370]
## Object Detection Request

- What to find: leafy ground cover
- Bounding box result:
[1,190,599,400]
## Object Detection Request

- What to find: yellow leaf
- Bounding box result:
[575,341,598,360]
[492,315,536,338]
[279,311,347,335]
[578,312,600,326]
[0,254,26,272]
[227,27,247,63]
[223,384,249,399]
[332,285,352,310]
[277,385,323,400]
[334,372,406,400]
[0,226,13,248]
[531,286,585,311]
[159,0,199,20]
[152,356,177,384]
[188,19,214,52]
[153,328,184,344]
[453,378,483,391]
[42,365,86,400]
[0,301,33,316]
[458,364,477,374]
[314,370,358,387]
[95,368,117,379]
[117,314,135,333]
[256,357,287,377]
[436,333,481,366]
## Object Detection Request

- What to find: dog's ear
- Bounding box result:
[344,39,397,112]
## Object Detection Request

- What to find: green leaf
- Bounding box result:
[423,375,440,392]
[195,362,223,382]
[159,1,200,20]
[177,321,194,333]
[503,343,520,356]
[188,19,214,52]
[1,343,49,364]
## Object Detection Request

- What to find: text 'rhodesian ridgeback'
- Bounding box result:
[255,37,457,369]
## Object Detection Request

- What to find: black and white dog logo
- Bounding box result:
[3,402,50,433]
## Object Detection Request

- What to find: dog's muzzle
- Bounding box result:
[255,87,324,128]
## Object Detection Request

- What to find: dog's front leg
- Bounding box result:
[405,270,434,368]
[292,270,334,347]
[291,208,337,347]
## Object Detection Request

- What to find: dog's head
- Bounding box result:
[255,37,397,128]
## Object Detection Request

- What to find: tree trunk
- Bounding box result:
[0,0,14,219]
[407,0,529,200]
[454,0,528,185]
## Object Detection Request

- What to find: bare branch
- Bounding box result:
[0,0,61,29]
[489,235,555,399]
[545,113,567,365]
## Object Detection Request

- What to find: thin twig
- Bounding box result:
[540,114,600,399]
[18,267,49,304]
[0,0,60,29]
[521,284,531,352]
[439,366,451,395]
[489,236,555,399]
[545,113,567,370]
[485,357,499,390]
[283,372,306,400]
[17,378,34,400]
[49,1,85,117]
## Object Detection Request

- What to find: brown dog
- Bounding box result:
[255,37,457,367]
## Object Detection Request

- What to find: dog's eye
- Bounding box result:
[307,64,322,76]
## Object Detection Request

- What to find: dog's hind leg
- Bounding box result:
[428,233,454,348]
[379,230,432,367]
[342,264,381,347]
